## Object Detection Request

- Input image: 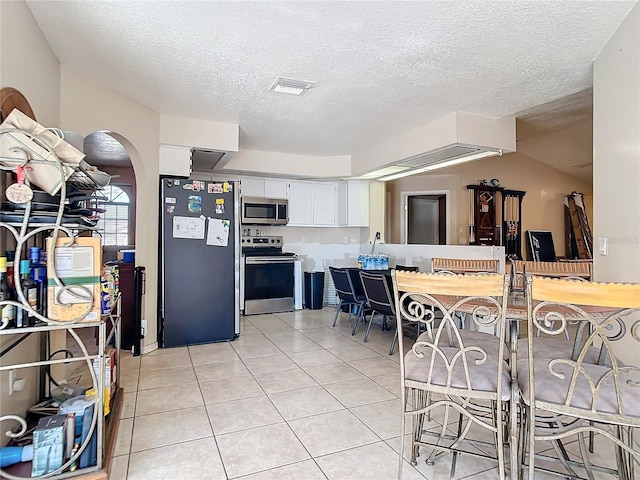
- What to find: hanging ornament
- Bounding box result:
[6,164,34,204]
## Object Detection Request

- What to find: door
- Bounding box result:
[160,178,239,347]
[406,194,447,245]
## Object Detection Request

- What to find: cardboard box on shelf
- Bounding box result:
[92,347,116,415]
[32,414,67,476]
[47,237,102,322]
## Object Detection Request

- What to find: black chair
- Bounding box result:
[329,267,367,334]
[395,265,419,272]
[346,267,370,336]
[359,270,398,354]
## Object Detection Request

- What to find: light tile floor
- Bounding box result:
[106,308,532,479]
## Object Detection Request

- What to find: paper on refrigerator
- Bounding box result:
[206,218,229,246]
[172,216,205,239]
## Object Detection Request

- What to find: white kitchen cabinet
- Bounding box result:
[159,144,192,177]
[288,180,314,225]
[240,177,266,197]
[264,179,288,199]
[288,180,337,226]
[312,182,337,225]
[338,180,370,227]
[369,180,386,242]
[240,178,288,198]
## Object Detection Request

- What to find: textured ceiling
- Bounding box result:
[26,1,634,163]
[515,89,594,180]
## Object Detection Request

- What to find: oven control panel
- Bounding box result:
[241,235,283,246]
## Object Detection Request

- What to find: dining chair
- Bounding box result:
[329,266,362,332]
[359,270,397,354]
[430,258,499,332]
[518,276,640,480]
[512,260,592,340]
[392,270,511,480]
[395,265,419,272]
[510,259,591,293]
[431,257,499,274]
[328,266,368,335]
[345,267,370,335]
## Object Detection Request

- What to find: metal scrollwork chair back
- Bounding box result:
[392,270,511,480]
[431,258,499,275]
[519,275,640,480]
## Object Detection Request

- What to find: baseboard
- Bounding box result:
[143,342,158,354]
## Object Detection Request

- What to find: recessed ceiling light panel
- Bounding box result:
[269,77,315,96]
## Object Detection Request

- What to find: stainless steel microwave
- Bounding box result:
[241,197,288,225]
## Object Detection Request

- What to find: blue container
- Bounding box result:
[121,250,135,263]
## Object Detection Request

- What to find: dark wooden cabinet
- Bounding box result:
[467,185,503,246]
[502,189,526,259]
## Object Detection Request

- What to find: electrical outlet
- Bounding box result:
[141,319,147,337]
[343,236,348,244]
[9,369,15,395]
[302,236,307,244]
[8,369,24,395]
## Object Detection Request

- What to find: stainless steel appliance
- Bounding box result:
[241,197,288,225]
[242,235,296,315]
[159,178,240,347]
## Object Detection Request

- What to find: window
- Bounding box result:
[92,185,130,246]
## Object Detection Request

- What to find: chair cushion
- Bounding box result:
[517,357,640,418]
[405,345,510,401]
[417,330,508,360]
[517,337,616,365]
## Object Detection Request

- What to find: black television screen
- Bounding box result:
[526,230,556,262]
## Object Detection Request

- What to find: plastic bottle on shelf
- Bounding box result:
[29,247,47,315]
[16,259,39,327]
[5,250,15,291]
[0,257,16,328]
[100,275,111,315]
[0,444,34,468]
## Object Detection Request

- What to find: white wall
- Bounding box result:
[0,0,62,445]
[0,1,59,127]
[59,67,161,352]
[224,149,351,178]
[159,114,239,152]
[593,4,639,366]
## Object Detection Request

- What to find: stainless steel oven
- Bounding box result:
[242,236,296,315]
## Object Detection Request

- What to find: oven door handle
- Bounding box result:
[245,257,295,265]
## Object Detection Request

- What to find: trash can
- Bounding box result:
[304,271,325,309]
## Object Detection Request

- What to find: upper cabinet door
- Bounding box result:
[159,145,192,177]
[312,182,337,225]
[240,178,265,197]
[264,179,288,199]
[288,181,314,225]
[338,180,369,227]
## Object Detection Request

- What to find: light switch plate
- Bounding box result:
[598,236,608,255]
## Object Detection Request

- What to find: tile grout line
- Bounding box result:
[188,343,232,480]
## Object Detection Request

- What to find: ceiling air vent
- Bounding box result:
[269,77,315,96]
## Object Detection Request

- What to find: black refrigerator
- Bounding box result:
[159,178,240,347]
